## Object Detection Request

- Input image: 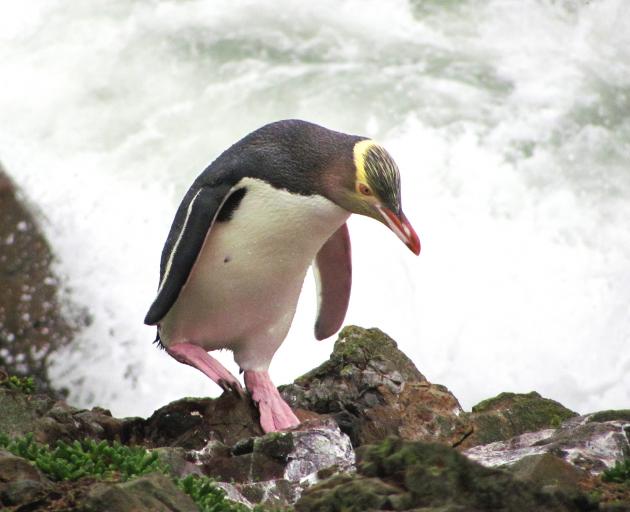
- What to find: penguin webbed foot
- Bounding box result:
[244,370,300,433]
[167,342,244,397]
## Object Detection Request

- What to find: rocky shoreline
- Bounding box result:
[1,326,629,511]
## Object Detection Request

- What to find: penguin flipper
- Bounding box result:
[144,184,231,325]
[313,223,352,340]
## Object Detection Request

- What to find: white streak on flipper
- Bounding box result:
[158,188,204,294]
[158,185,247,294]
[312,258,323,318]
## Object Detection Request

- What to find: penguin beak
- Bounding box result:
[376,205,421,255]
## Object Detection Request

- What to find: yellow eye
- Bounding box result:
[358,183,373,196]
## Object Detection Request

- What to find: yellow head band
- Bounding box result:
[353,139,377,184]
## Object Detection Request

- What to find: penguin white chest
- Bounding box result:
[159,177,349,365]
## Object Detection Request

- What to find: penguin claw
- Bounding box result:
[231,381,247,399]
[218,378,246,398]
[217,379,231,392]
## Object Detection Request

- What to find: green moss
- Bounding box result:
[255,432,294,460]
[0,433,164,481]
[293,326,422,385]
[469,391,577,445]
[602,459,630,485]
[295,473,395,512]
[587,410,630,423]
[0,434,252,511]
[472,391,536,413]
[298,436,592,511]
[0,374,35,394]
[177,474,250,511]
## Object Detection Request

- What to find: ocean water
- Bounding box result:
[1,0,628,417]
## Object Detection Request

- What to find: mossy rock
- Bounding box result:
[297,436,591,511]
[506,454,586,495]
[587,410,630,423]
[293,326,424,385]
[295,473,398,512]
[464,392,577,447]
[0,387,55,438]
[280,327,472,448]
[82,473,199,512]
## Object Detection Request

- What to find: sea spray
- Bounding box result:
[0,0,628,416]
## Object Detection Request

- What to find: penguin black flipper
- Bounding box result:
[313,223,352,340]
[144,183,232,325]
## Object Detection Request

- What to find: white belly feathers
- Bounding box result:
[159,177,349,370]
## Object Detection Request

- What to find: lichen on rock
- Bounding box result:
[190,418,355,507]
[465,412,630,475]
[296,436,593,512]
[461,391,578,449]
[281,326,472,448]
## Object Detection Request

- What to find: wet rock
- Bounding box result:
[0,449,52,507]
[191,418,355,507]
[81,473,197,512]
[281,326,472,447]
[0,165,76,396]
[461,391,578,449]
[296,436,592,512]
[465,412,630,475]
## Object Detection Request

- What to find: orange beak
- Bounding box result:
[376,205,421,255]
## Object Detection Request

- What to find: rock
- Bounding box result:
[3,322,629,510]
[507,453,587,495]
[0,381,348,507]
[0,387,55,438]
[461,391,578,449]
[0,387,144,445]
[191,417,355,507]
[142,392,263,449]
[0,165,77,396]
[281,326,472,447]
[587,410,630,423]
[296,436,593,512]
[283,418,354,481]
[153,447,203,479]
[81,473,198,512]
[0,450,52,507]
[465,412,630,475]
[213,482,255,509]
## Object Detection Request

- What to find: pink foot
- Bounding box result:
[167,343,245,397]
[244,370,300,433]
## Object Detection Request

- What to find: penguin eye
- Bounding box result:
[358,183,373,197]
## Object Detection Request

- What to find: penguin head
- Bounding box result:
[331,139,420,255]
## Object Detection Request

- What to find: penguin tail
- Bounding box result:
[153,329,165,350]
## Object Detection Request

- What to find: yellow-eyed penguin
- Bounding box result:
[145,119,420,433]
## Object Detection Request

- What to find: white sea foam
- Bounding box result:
[0,0,628,417]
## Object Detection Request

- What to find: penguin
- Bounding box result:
[144,119,420,433]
